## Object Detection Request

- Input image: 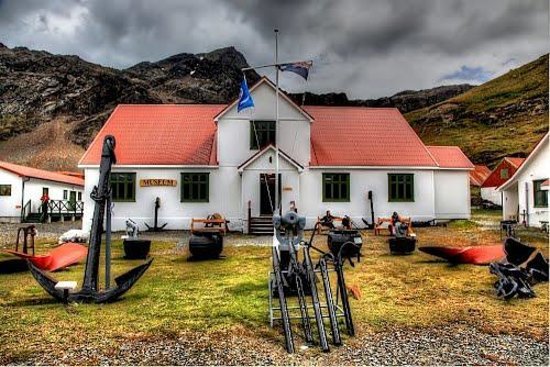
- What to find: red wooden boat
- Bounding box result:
[419,244,505,265]
[4,242,87,272]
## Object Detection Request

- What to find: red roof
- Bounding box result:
[79,103,472,170]
[306,106,438,167]
[0,161,84,186]
[79,104,225,166]
[425,146,474,169]
[482,157,526,188]
[469,165,491,186]
[505,157,525,168]
[56,171,85,179]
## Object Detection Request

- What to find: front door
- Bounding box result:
[68,191,77,211]
[259,174,281,215]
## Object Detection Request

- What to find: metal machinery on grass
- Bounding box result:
[28,135,153,303]
[268,211,361,353]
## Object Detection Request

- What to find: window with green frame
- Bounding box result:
[500,168,509,179]
[181,173,209,202]
[388,174,414,202]
[250,120,276,149]
[0,184,11,196]
[322,173,350,202]
[533,179,548,208]
[110,173,136,202]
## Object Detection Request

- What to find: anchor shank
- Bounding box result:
[82,135,116,292]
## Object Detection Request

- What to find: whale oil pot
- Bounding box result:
[123,239,151,259]
[188,233,223,259]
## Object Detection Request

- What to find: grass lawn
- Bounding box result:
[0,210,548,363]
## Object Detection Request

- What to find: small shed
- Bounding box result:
[481,157,525,205]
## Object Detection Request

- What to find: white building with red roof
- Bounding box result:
[0,161,84,223]
[498,133,549,227]
[78,77,474,233]
[480,157,525,206]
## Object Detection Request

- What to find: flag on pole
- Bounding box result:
[237,77,254,112]
[278,60,313,80]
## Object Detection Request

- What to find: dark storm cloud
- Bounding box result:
[0,0,547,97]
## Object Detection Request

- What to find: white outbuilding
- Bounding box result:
[0,161,84,223]
[78,77,474,233]
[499,133,549,227]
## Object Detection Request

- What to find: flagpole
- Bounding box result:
[274,28,280,215]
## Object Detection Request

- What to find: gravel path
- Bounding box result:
[14,325,549,366]
[0,222,274,250]
[0,221,83,248]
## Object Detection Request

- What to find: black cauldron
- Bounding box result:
[327,230,363,259]
[389,237,416,255]
[189,233,223,259]
[123,239,152,259]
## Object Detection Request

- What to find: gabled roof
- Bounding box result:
[213,76,314,122]
[426,146,475,169]
[504,157,525,168]
[78,79,473,170]
[499,133,549,191]
[0,161,84,186]
[237,144,304,173]
[306,106,439,167]
[79,104,225,166]
[469,165,491,186]
[482,156,526,188]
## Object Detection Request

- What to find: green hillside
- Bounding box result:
[406,55,548,166]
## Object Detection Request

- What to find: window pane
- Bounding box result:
[534,180,548,207]
[323,173,350,201]
[389,174,413,201]
[340,183,348,199]
[111,173,135,201]
[0,185,11,196]
[181,173,209,202]
[127,183,134,200]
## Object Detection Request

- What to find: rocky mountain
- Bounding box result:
[289,84,474,113]
[406,54,548,166]
[0,42,547,170]
[0,44,259,169]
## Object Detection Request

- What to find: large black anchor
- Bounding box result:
[28,135,153,303]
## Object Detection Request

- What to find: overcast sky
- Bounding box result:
[0,0,548,98]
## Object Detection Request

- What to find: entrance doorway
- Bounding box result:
[68,191,77,211]
[259,174,281,215]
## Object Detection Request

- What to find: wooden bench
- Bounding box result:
[55,281,77,304]
[374,216,414,236]
[316,216,347,234]
[191,214,229,235]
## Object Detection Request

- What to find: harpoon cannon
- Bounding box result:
[268,211,357,353]
[28,135,153,303]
